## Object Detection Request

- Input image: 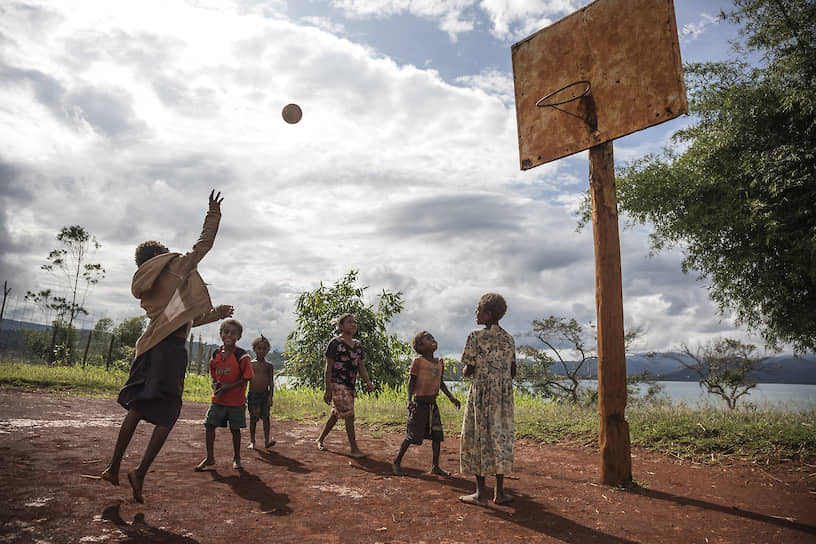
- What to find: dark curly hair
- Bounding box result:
[478,293,507,321]
[337,313,355,329]
[135,240,169,266]
[412,330,432,352]
[220,319,243,336]
[252,335,270,350]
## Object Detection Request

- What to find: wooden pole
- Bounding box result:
[106,335,115,371]
[589,140,632,485]
[82,328,93,365]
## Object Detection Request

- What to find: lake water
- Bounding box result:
[275,376,816,411]
[631,381,816,410]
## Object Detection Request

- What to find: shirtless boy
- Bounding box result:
[247,335,276,450]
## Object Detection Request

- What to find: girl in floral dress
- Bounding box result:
[459,293,516,506]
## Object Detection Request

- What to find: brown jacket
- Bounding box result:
[132,205,222,357]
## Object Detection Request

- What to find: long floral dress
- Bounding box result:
[460,325,515,476]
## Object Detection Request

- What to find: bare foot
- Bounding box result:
[392,462,406,476]
[101,466,119,486]
[315,440,326,451]
[265,440,276,448]
[194,458,215,472]
[247,442,255,450]
[232,459,243,470]
[430,466,450,476]
[349,450,367,459]
[127,470,144,504]
[459,493,488,506]
[493,493,514,505]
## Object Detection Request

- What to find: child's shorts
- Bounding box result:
[247,391,272,422]
[330,383,355,419]
[405,399,444,445]
[204,403,246,430]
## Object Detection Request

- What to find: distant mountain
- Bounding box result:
[549,352,816,384]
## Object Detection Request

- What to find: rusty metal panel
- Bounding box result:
[512,0,687,170]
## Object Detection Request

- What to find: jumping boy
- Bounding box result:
[102,190,234,503]
[392,330,461,476]
[247,335,276,450]
[195,319,254,471]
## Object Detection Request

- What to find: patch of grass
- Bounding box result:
[2,360,814,466]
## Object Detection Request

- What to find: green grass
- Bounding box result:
[2,360,814,465]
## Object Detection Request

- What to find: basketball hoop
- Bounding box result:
[536,80,591,108]
[535,80,595,129]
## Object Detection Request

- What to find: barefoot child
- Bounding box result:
[195,319,254,471]
[392,331,461,476]
[102,190,234,503]
[315,313,376,458]
[459,293,516,506]
[247,335,275,450]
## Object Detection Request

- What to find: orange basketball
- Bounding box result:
[282,103,302,124]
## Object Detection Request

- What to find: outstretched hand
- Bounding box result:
[209,190,224,209]
[215,305,234,319]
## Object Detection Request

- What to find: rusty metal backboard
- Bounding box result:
[512,0,687,170]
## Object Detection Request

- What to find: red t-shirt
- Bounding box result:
[209,348,254,406]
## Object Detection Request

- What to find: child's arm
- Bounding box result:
[323,357,333,405]
[267,362,275,395]
[177,190,223,273]
[357,359,376,393]
[214,378,250,398]
[193,304,234,327]
[406,374,417,411]
[439,367,461,409]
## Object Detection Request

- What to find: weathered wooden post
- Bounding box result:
[589,141,631,484]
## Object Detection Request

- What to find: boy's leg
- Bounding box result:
[102,409,142,485]
[248,417,257,449]
[127,424,171,503]
[262,417,275,448]
[494,474,513,504]
[316,414,338,450]
[231,429,243,469]
[344,415,365,458]
[392,439,411,475]
[430,440,449,476]
[459,475,489,506]
[195,425,217,471]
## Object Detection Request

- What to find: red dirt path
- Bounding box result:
[0,388,814,543]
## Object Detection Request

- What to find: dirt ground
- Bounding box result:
[0,389,814,544]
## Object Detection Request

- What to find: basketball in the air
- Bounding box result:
[282,103,302,124]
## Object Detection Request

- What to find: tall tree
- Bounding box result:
[580,1,816,351]
[667,338,768,409]
[283,270,413,389]
[29,225,105,327]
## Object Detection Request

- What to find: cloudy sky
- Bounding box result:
[1,0,767,358]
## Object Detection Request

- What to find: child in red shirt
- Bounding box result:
[195,319,254,471]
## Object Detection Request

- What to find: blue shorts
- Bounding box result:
[204,403,246,430]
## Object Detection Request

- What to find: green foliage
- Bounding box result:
[283,270,413,388]
[668,338,769,409]
[21,328,51,362]
[579,1,816,351]
[114,316,147,348]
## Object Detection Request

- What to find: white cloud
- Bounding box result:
[0,0,765,360]
[680,12,719,42]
